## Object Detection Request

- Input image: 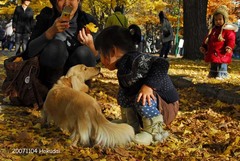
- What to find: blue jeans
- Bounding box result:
[217,63,228,78]
[209,63,228,78]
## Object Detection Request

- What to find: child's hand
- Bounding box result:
[78,28,93,47]
[225,47,232,53]
[199,47,207,54]
[137,84,156,106]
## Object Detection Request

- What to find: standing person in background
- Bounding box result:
[105,5,128,28]
[5,19,15,51]
[159,11,174,59]
[12,0,34,55]
[199,5,238,80]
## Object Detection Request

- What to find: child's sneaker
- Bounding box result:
[216,76,224,80]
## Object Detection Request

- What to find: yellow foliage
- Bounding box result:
[0,48,240,160]
[207,0,237,22]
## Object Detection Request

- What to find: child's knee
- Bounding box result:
[135,98,160,118]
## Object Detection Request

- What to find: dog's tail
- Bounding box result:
[91,107,135,147]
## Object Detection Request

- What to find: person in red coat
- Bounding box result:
[200,5,238,79]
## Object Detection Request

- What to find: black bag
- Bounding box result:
[1,54,48,109]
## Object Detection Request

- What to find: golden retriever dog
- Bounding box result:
[42,64,134,147]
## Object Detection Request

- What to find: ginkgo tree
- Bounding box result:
[0,0,171,26]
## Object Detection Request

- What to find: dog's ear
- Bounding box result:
[70,75,89,92]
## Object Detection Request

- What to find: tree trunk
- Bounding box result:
[183,0,208,60]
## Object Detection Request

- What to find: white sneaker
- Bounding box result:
[133,131,153,145]
[216,77,224,80]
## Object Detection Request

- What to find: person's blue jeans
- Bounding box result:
[217,63,228,78]
[208,63,228,78]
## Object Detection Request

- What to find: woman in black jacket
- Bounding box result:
[26,0,99,89]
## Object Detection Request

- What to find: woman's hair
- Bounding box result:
[49,0,59,15]
[94,25,141,57]
[159,11,166,24]
[49,0,82,15]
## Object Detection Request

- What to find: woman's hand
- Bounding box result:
[137,84,156,106]
[45,17,70,40]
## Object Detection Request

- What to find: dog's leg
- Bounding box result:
[70,129,80,149]
[71,133,80,148]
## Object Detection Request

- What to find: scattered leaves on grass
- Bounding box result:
[0,53,239,160]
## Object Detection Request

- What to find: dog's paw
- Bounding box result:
[70,144,78,150]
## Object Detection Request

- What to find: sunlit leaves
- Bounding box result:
[207,0,237,22]
[0,52,240,160]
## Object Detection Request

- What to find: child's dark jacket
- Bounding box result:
[116,52,179,104]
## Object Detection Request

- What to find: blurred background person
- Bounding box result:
[12,0,34,55]
[105,5,128,28]
[4,19,15,51]
[158,11,174,59]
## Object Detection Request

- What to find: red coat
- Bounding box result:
[202,25,236,64]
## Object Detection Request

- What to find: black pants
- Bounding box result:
[15,33,30,54]
[160,41,172,58]
[39,39,97,89]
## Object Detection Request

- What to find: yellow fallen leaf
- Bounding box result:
[33,123,41,129]
[214,100,225,108]
[209,127,219,135]
[85,22,98,33]
[183,129,192,135]
[0,114,4,121]
[90,153,99,160]
[41,139,50,145]
[13,57,23,62]
[224,136,240,155]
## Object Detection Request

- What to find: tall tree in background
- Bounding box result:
[183,0,208,60]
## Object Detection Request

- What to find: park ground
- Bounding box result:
[0,50,239,160]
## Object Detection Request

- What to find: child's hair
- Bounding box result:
[95,25,141,58]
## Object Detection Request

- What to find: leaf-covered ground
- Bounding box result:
[0,52,239,161]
